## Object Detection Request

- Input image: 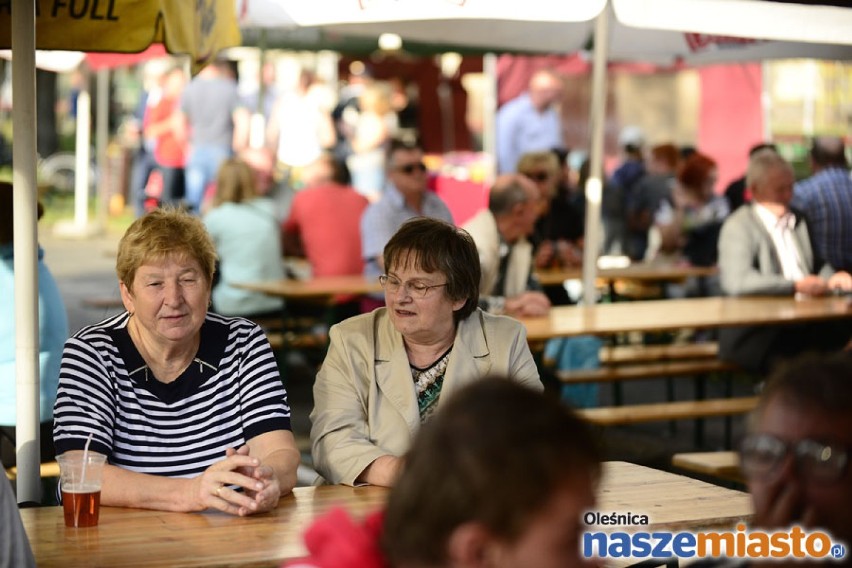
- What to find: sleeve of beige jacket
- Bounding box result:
[310,324,390,486]
[503,316,543,392]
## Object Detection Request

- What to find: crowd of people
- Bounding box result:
[2,60,852,567]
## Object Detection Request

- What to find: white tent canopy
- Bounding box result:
[241,0,852,303]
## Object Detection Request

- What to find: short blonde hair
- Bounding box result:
[516,151,559,177]
[213,158,257,207]
[116,207,217,291]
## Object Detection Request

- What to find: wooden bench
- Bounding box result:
[557,358,737,384]
[5,461,60,481]
[672,451,744,483]
[598,342,719,365]
[577,396,759,426]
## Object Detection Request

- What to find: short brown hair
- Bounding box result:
[383,217,480,323]
[116,207,217,292]
[382,378,601,565]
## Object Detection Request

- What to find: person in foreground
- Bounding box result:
[739,352,852,565]
[292,378,600,568]
[1,473,35,567]
[311,218,542,487]
[53,208,300,516]
[717,148,851,374]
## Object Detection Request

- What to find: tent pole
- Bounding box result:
[12,0,42,504]
[482,53,497,187]
[581,2,610,306]
[96,67,110,230]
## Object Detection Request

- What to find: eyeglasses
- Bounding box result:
[394,162,428,175]
[739,433,849,482]
[523,171,551,182]
[379,274,448,298]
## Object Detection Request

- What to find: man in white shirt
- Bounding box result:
[717,149,851,374]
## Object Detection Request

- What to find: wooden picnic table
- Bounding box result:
[521,295,851,342]
[20,461,752,567]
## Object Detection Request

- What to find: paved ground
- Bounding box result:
[40,226,755,483]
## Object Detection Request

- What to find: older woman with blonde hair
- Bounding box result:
[203,156,285,318]
[53,208,300,516]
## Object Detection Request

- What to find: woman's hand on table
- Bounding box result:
[226,445,281,514]
[190,447,277,516]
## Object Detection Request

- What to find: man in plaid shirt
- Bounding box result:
[792,136,852,272]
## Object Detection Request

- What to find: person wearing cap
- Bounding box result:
[0,182,68,470]
[792,136,852,272]
[496,69,565,175]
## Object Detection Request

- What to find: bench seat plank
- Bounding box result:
[578,396,759,426]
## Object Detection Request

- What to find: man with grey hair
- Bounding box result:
[792,136,852,272]
[463,174,551,317]
[717,149,851,375]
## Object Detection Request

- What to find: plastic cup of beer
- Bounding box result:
[57,451,107,528]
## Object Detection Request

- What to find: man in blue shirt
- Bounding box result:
[360,139,454,284]
[496,69,565,175]
[792,136,852,272]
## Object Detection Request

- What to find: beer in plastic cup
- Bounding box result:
[57,451,107,528]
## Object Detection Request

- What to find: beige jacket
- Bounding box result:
[310,307,542,485]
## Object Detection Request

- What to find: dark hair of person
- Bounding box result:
[755,352,852,421]
[0,181,44,245]
[383,217,480,323]
[488,175,532,217]
[550,146,570,167]
[385,137,422,165]
[748,142,777,157]
[116,206,218,292]
[810,137,848,168]
[382,377,601,566]
[330,155,352,185]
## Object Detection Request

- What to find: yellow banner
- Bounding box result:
[0,0,241,71]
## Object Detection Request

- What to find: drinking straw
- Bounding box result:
[75,433,93,527]
[80,432,93,486]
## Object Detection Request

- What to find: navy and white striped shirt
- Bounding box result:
[53,312,291,478]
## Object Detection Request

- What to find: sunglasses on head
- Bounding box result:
[524,171,551,182]
[395,162,428,175]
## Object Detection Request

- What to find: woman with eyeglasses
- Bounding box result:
[310,217,542,487]
[740,352,852,547]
